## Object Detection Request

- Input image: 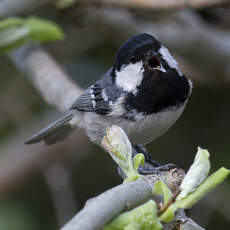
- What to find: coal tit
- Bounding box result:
[26,34,192,170]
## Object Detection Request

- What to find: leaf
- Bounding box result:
[124,222,140,230]
[175,167,229,209]
[0,17,64,54]
[159,166,229,223]
[25,17,64,42]
[0,18,23,30]
[103,200,162,230]
[133,154,145,171]
[101,125,143,182]
[152,181,172,205]
[0,26,29,53]
[177,147,210,200]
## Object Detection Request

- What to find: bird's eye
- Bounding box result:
[148,56,161,69]
[129,55,136,63]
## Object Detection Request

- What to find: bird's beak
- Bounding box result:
[145,51,166,73]
[157,65,166,73]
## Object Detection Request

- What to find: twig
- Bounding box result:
[159,188,181,215]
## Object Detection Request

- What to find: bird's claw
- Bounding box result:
[138,163,177,175]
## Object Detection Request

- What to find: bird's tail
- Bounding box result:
[25,112,76,145]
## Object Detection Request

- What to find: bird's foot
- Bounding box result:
[134,145,177,175]
[138,163,176,175]
[134,144,160,167]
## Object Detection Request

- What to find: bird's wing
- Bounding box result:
[70,83,111,115]
[70,86,94,112]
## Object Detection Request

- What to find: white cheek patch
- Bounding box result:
[159,46,183,76]
[115,61,144,94]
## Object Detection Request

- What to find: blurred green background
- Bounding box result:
[0,1,230,229]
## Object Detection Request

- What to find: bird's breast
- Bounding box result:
[81,102,187,146]
[122,103,187,145]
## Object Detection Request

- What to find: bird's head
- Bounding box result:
[112,33,191,114]
[113,33,183,92]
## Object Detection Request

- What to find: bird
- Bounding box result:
[25,33,192,174]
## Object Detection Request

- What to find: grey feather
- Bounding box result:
[70,83,111,115]
[70,69,120,115]
[44,125,73,145]
[25,112,74,145]
[70,87,94,111]
[25,70,120,145]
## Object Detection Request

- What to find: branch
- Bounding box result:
[8,44,83,112]
[60,169,204,230]
[44,163,78,227]
[0,0,55,17]
[164,209,205,230]
[71,8,230,85]
[0,19,86,196]
[0,115,91,196]
[0,0,228,18]
[81,0,229,10]
[1,43,86,195]
[61,180,152,230]
[60,127,230,230]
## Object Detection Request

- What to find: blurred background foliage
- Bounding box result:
[0,1,230,229]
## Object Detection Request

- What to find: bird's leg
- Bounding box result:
[133,145,176,175]
[134,145,160,166]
